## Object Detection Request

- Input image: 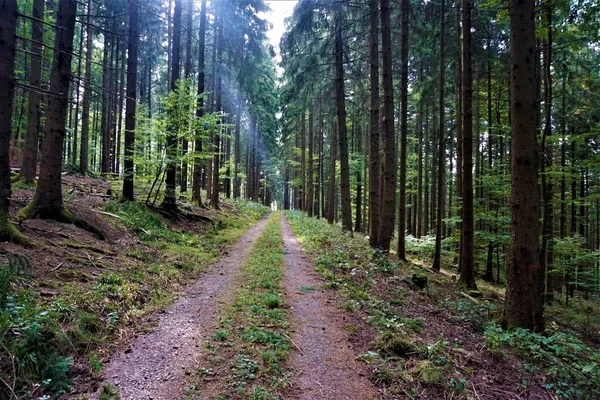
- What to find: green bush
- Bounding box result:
[485,324,600,398]
[0,267,73,396]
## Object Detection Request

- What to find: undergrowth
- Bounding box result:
[283,210,600,399]
[485,324,600,398]
[193,212,290,399]
[0,200,268,398]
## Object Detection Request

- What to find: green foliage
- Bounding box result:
[485,324,600,398]
[553,236,600,293]
[375,332,419,357]
[0,267,73,396]
[225,198,271,222]
[405,234,436,257]
[99,383,120,400]
[1,199,265,396]
[410,360,444,385]
[443,298,498,332]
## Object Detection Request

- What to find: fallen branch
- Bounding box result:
[84,252,98,269]
[93,209,124,220]
[458,291,479,303]
[51,261,65,271]
[282,332,303,354]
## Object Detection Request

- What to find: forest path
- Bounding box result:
[281,214,378,400]
[92,216,270,400]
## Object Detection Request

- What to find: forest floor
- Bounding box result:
[1,176,599,400]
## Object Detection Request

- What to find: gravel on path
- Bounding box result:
[91,216,271,400]
[281,214,379,400]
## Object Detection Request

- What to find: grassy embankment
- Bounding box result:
[284,210,599,399]
[0,198,268,398]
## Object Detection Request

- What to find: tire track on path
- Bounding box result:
[281,214,378,400]
[92,216,271,400]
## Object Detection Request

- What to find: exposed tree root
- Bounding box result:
[0,213,31,246]
[17,200,105,240]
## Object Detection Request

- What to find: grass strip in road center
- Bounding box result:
[190,212,290,400]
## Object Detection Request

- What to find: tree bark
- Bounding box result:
[540,2,554,300]
[122,0,138,201]
[368,0,380,246]
[192,0,207,205]
[20,0,44,183]
[397,0,409,259]
[327,120,337,224]
[162,0,182,210]
[355,123,362,232]
[115,39,126,174]
[233,98,241,199]
[100,23,111,174]
[307,107,314,217]
[334,9,352,232]
[457,0,477,290]
[503,0,543,332]
[377,0,397,249]
[432,0,446,272]
[180,0,193,193]
[484,38,495,282]
[0,0,22,241]
[300,111,306,211]
[79,0,93,175]
[20,0,77,221]
[211,19,222,208]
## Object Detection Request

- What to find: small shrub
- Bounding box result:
[484,324,600,398]
[410,360,444,385]
[375,332,419,357]
[215,329,230,342]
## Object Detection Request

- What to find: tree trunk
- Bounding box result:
[233,98,241,199]
[579,169,585,238]
[100,24,111,175]
[211,20,222,208]
[457,0,477,290]
[334,9,352,232]
[378,0,397,249]
[397,0,409,259]
[20,0,44,183]
[192,0,207,205]
[71,24,84,167]
[20,0,77,221]
[424,103,430,236]
[368,0,380,246]
[432,0,446,272]
[122,0,138,201]
[483,39,495,282]
[109,35,119,174]
[355,123,362,232]
[540,3,554,301]
[0,0,21,241]
[180,0,193,193]
[317,97,324,217]
[162,0,182,210]
[307,107,314,217]
[300,111,306,211]
[503,0,543,332]
[326,121,337,224]
[79,0,93,175]
[559,72,566,239]
[115,40,126,174]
